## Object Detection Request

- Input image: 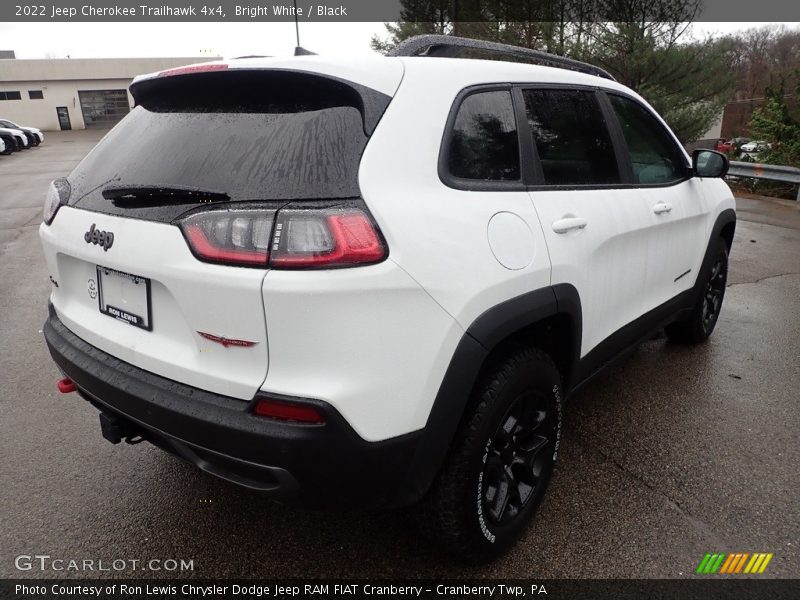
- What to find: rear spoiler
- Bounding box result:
[130,66,391,136]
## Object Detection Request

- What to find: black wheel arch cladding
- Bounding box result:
[395,284,580,506]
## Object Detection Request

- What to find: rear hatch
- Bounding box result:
[39,64,397,399]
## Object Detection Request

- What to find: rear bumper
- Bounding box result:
[43,305,423,508]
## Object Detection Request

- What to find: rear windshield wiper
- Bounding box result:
[102,184,230,205]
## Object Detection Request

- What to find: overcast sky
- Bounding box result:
[0,22,796,60]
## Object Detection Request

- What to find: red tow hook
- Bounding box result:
[57,378,76,393]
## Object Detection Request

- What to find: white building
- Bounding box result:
[0,56,220,131]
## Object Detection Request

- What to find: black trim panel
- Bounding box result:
[43,305,422,509]
[571,288,694,391]
[468,286,558,350]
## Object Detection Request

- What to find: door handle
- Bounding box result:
[653,202,673,215]
[552,217,588,234]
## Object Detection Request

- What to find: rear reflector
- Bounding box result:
[158,64,228,77]
[57,378,76,393]
[254,398,325,424]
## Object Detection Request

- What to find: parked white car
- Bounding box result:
[740,140,770,153]
[0,119,43,146]
[0,126,28,150]
[39,35,736,561]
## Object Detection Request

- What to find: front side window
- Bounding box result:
[608,94,687,185]
[447,90,520,182]
[523,89,619,186]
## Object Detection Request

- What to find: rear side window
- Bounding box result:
[67,71,390,222]
[447,90,520,182]
[523,89,619,186]
[608,94,687,184]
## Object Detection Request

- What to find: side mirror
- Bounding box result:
[693,149,729,178]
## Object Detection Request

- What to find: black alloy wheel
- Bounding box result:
[482,391,553,525]
[702,253,727,334]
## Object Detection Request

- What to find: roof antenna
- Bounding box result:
[293,0,316,56]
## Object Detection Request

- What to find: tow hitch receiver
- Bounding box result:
[99,411,145,445]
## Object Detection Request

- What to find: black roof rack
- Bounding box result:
[387,35,615,82]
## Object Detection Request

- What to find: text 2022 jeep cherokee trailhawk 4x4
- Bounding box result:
[40,36,735,560]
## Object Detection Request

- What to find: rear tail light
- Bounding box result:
[178,202,386,269]
[180,207,273,266]
[270,207,386,268]
[253,397,325,424]
[43,178,71,225]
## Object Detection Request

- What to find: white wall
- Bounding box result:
[0,79,134,130]
[0,56,218,131]
[700,112,723,141]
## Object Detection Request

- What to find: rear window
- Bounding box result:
[446,90,520,182]
[69,70,390,221]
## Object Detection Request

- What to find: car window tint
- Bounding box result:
[66,71,391,222]
[523,89,619,186]
[608,94,686,184]
[447,90,520,181]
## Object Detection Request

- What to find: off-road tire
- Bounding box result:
[419,347,562,561]
[665,238,729,344]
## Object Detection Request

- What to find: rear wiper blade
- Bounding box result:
[102,184,230,203]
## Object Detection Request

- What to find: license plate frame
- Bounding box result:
[96,265,153,331]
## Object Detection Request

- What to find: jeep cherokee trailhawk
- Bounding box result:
[40,36,735,560]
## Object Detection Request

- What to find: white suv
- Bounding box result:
[40,36,735,560]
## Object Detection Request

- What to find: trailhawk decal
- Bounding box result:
[197,331,258,348]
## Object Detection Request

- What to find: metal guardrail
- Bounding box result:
[727,160,800,201]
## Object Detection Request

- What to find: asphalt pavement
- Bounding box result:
[0,130,798,579]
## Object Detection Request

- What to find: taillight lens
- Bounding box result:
[43,178,71,225]
[180,207,273,266]
[178,202,386,269]
[270,207,386,268]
